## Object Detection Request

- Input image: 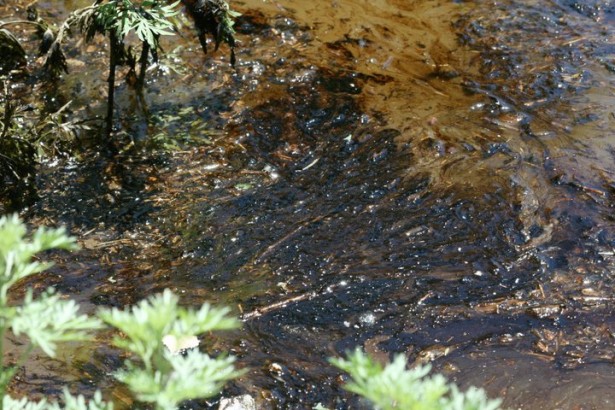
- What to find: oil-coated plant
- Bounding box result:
[0,28,26,73]
[0,79,37,210]
[1,77,92,210]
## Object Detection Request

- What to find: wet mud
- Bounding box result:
[2,0,615,408]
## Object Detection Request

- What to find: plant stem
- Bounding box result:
[1,82,13,141]
[106,31,118,138]
[0,321,6,410]
[138,42,150,89]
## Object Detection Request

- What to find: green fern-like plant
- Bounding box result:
[330,349,502,410]
[99,289,245,410]
[0,216,244,410]
[0,215,108,410]
[71,0,181,136]
[2,390,110,410]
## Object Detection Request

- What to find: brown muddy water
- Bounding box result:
[1,0,615,408]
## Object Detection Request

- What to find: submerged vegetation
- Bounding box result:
[0,0,239,208]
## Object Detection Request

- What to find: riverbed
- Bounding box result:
[2,0,615,408]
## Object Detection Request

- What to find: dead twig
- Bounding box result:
[241,281,348,321]
[252,215,327,264]
[241,291,316,320]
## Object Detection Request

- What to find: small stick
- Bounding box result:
[252,215,326,264]
[241,281,347,321]
[106,31,118,138]
[241,291,316,321]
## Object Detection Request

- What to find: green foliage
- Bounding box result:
[0,216,244,410]
[93,0,180,50]
[330,349,502,410]
[116,350,240,409]
[11,289,103,357]
[0,217,503,410]
[99,289,244,410]
[3,390,111,410]
[46,0,181,74]
[99,289,238,367]
[0,214,77,304]
[41,0,239,137]
[0,215,106,410]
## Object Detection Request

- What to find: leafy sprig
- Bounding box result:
[0,216,244,410]
[331,349,502,410]
[116,350,241,410]
[44,0,181,74]
[0,215,76,304]
[99,289,244,410]
[0,216,108,410]
[11,289,103,357]
[94,0,179,51]
[3,390,112,410]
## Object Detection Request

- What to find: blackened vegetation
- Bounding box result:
[0,88,37,212]
[0,28,26,74]
[182,0,238,66]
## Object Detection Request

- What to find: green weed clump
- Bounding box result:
[99,290,244,409]
[0,215,105,410]
[0,215,243,410]
[330,349,502,410]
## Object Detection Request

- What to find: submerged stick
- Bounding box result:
[241,281,348,321]
[241,291,317,320]
[252,215,326,264]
